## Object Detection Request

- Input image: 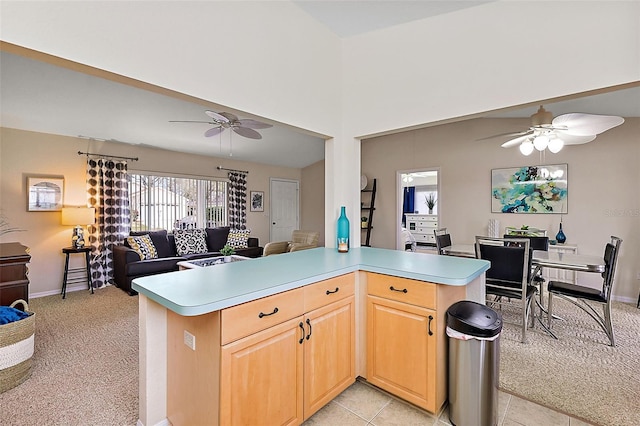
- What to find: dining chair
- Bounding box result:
[503,234,549,284]
[547,236,622,346]
[475,236,537,343]
[434,228,451,255]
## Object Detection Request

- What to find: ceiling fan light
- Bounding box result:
[519,141,534,156]
[533,135,549,151]
[548,137,564,153]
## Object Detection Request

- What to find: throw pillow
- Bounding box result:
[174,228,208,255]
[205,227,231,252]
[126,234,159,260]
[129,230,172,258]
[227,228,251,249]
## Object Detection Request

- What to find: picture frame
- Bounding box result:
[250,191,264,212]
[27,175,65,211]
[491,164,568,214]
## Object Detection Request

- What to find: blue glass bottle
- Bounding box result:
[337,206,350,252]
[556,222,566,244]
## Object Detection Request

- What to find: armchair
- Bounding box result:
[263,230,320,256]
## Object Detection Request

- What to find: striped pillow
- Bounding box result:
[227,229,251,249]
[126,234,158,260]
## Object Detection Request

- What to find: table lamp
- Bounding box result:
[61,207,96,249]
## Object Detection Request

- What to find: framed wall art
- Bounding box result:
[27,175,65,211]
[491,164,567,214]
[250,191,264,212]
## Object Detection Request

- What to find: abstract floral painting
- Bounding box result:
[491,164,568,214]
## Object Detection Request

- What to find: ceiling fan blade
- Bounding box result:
[237,119,273,130]
[205,110,230,123]
[501,134,532,148]
[204,126,223,137]
[554,131,596,145]
[552,113,624,136]
[219,112,239,123]
[476,130,531,141]
[233,126,262,139]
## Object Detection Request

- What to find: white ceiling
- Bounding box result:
[2,3,638,168]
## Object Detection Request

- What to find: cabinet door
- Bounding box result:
[220,317,304,426]
[303,296,355,419]
[366,295,437,412]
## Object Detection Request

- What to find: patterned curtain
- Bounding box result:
[227,172,247,229]
[86,158,130,288]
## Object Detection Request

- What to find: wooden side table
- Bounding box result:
[62,246,93,299]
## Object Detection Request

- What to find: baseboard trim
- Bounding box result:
[137,418,171,426]
[30,283,111,299]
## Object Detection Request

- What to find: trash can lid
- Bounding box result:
[446,300,502,338]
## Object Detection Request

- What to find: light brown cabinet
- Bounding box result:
[167,273,356,426]
[365,272,464,413]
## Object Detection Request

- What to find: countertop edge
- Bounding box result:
[133,248,490,316]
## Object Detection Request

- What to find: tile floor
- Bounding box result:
[303,379,593,426]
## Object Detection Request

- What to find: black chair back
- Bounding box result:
[479,242,530,290]
[435,233,452,255]
[503,235,549,251]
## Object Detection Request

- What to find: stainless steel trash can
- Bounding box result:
[447,300,502,426]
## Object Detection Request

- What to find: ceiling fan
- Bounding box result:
[170,110,272,140]
[481,106,624,155]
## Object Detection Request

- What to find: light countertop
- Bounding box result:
[132,247,490,316]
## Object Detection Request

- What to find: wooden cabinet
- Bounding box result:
[405,214,438,245]
[365,272,464,414]
[168,273,356,426]
[0,242,31,306]
[221,317,304,426]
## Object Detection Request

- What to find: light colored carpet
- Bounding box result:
[499,298,640,426]
[0,286,139,426]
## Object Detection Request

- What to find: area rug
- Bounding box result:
[499,299,640,426]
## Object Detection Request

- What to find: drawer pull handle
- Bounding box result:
[326,287,340,295]
[389,286,408,293]
[305,318,312,340]
[298,322,305,344]
[428,315,434,336]
[258,307,279,318]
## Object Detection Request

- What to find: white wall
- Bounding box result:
[362,117,640,302]
[342,1,640,136]
[1,0,638,249]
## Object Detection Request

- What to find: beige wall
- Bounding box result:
[301,159,326,247]
[0,127,321,297]
[362,118,640,302]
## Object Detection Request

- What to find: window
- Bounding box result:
[129,174,228,232]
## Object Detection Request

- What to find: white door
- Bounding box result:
[270,178,299,242]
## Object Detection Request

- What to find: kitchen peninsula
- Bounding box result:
[133,247,489,426]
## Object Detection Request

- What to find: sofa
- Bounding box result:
[113,227,262,295]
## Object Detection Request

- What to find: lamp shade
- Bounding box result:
[61,207,96,226]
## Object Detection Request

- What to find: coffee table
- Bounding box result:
[177,255,250,270]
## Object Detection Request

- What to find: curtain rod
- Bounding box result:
[216,166,248,174]
[78,151,139,161]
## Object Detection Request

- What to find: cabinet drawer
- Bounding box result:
[367,273,436,309]
[414,233,435,243]
[221,287,304,344]
[416,226,437,234]
[415,221,437,228]
[304,273,355,313]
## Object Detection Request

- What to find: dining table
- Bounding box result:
[441,244,605,273]
[441,243,607,339]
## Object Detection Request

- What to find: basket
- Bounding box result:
[0,299,35,393]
